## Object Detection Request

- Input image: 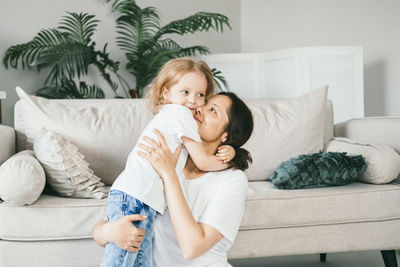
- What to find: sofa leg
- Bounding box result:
[320,253,327,263]
[381,250,398,267]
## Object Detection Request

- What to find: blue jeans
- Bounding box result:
[100,190,156,267]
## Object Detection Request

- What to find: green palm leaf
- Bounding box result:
[58,12,99,45]
[3,29,68,70]
[37,79,105,99]
[36,79,79,99]
[179,46,210,57]
[77,81,106,98]
[152,38,181,51]
[107,1,231,96]
[115,4,160,58]
[2,10,129,99]
[154,12,231,40]
[211,68,229,91]
[133,47,181,84]
[33,42,95,86]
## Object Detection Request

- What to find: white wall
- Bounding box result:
[2,0,399,125]
[0,0,240,126]
[241,0,400,117]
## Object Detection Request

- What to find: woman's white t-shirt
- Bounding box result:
[111,104,201,214]
[153,168,248,267]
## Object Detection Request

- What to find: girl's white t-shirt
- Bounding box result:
[153,168,248,267]
[111,104,201,214]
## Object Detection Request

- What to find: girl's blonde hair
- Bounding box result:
[145,57,215,113]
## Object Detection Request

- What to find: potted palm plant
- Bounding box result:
[108,0,230,97]
[3,1,230,99]
[3,12,130,98]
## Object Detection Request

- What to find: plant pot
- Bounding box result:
[129,89,139,98]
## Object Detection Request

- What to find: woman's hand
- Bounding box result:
[93,215,147,252]
[137,129,182,181]
[109,215,147,252]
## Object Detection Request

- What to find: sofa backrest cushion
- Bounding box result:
[15,87,154,185]
[15,87,332,184]
[243,87,328,180]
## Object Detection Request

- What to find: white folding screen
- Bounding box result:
[305,47,364,124]
[260,49,302,98]
[201,47,364,123]
[199,53,261,99]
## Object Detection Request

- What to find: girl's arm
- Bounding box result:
[138,130,224,260]
[92,215,147,252]
[217,145,236,163]
[181,136,229,171]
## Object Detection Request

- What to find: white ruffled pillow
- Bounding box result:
[33,128,108,199]
[0,150,45,205]
[325,137,400,184]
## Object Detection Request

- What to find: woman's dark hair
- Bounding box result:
[218,92,254,171]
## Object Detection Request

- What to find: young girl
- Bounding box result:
[101,58,235,267]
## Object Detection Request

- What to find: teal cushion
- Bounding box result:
[269,152,367,189]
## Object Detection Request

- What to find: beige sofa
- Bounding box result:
[0,92,399,267]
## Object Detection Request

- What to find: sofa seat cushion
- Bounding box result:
[0,190,108,241]
[3,181,400,241]
[241,179,400,230]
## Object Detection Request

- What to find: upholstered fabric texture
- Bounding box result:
[242,179,400,230]
[334,117,400,153]
[0,192,108,241]
[325,137,400,184]
[33,128,108,199]
[244,87,328,180]
[229,218,400,259]
[0,125,15,165]
[0,150,45,205]
[270,152,367,189]
[16,87,154,185]
[2,180,400,242]
[1,239,104,267]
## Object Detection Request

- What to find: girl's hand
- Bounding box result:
[137,129,182,181]
[216,145,236,163]
[105,215,147,252]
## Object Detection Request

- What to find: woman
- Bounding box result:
[94,92,254,266]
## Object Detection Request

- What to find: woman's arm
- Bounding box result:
[162,170,224,259]
[138,130,224,260]
[217,145,236,164]
[92,215,147,252]
[93,217,109,247]
[181,136,229,171]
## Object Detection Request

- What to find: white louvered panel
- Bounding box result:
[211,61,257,98]
[261,56,298,98]
[201,54,260,99]
[201,47,363,123]
[309,54,362,122]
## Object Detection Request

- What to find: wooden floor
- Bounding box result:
[229,250,400,267]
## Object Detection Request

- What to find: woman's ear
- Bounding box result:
[221,132,228,143]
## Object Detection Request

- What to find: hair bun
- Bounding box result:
[231,148,252,171]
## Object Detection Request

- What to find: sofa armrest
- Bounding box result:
[334,117,400,152]
[0,124,16,165]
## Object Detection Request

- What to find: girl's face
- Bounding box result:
[162,71,207,114]
[193,94,231,144]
